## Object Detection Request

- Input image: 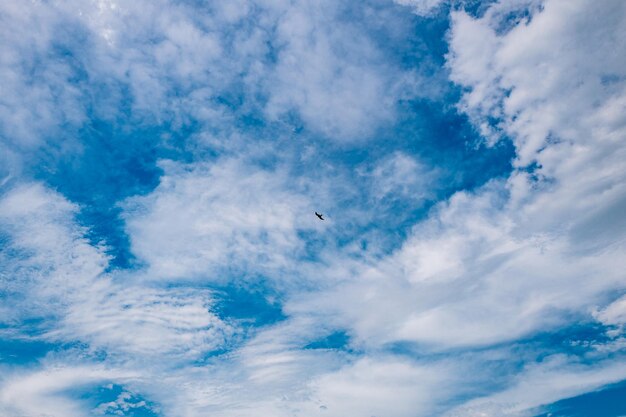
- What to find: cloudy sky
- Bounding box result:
[1,0,625,416]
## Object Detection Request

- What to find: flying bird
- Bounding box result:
[315,212,324,220]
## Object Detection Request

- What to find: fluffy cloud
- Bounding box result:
[122,158,315,281]
[1,0,625,416]
[0,183,233,361]
[308,356,455,417]
[0,0,420,183]
[264,0,404,140]
[370,0,626,350]
[389,0,626,411]
[286,0,626,413]
[0,2,88,152]
[362,151,436,204]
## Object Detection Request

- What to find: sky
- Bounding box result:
[0,0,625,416]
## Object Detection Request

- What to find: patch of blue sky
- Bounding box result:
[304,330,351,351]
[174,282,291,363]
[459,0,500,19]
[533,379,626,417]
[453,0,545,34]
[0,334,109,368]
[0,336,54,365]
[526,322,616,361]
[212,282,286,327]
[0,317,49,335]
[36,123,163,269]
[74,383,160,417]
[34,110,210,268]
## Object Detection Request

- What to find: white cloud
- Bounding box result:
[308,356,455,417]
[1,1,625,416]
[0,2,88,155]
[365,151,436,203]
[53,285,232,360]
[594,295,626,344]
[0,365,136,417]
[122,158,315,281]
[0,183,108,323]
[284,0,626,413]
[261,0,416,141]
[444,354,626,417]
[351,0,626,349]
[0,0,423,180]
[595,295,626,328]
[92,389,154,416]
[447,0,626,161]
[0,183,233,361]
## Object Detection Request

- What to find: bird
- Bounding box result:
[315,212,324,220]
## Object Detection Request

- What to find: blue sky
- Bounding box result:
[0,0,625,416]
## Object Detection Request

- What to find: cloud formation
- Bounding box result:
[1,0,625,416]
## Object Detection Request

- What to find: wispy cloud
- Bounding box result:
[1,0,625,416]
[121,158,314,281]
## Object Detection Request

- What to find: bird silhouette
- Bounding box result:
[315,212,324,220]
